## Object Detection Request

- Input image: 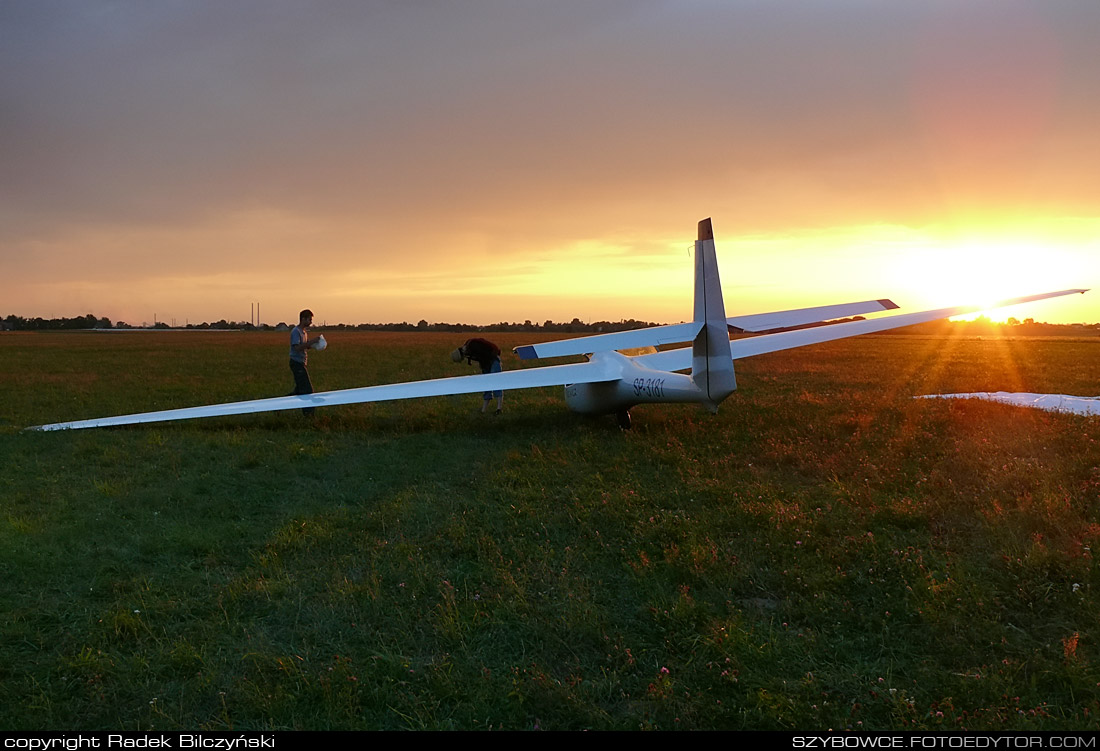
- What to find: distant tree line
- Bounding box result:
[1,314,253,331]
[874,316,1100,337]
[323,318,666,333]
[3,313,113,330]
[4,312,1098,337]
[1,313,665,333]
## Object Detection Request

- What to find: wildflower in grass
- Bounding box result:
[1063,632,1080,660]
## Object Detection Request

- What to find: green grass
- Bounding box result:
[1,330,1098,730]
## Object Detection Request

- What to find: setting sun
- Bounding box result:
[894,240,1067,320]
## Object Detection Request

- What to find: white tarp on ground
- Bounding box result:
[919,392,1100,417]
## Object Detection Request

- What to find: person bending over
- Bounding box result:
[452,337,504,414]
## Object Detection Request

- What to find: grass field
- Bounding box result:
[2,330,1098,730]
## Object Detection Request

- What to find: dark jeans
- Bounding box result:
[289,360,315,415]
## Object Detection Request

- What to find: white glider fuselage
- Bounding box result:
[563,351,700,415]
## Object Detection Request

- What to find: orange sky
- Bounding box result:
[2,1,1098,326]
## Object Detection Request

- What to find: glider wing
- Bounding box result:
[727,298,898,332]
[514,322,702,360]
[30,357,622,431]
[633,288,1089,372]
[514,299,900,361]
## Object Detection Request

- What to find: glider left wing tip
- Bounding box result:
[514,345,538,360]
[878,298,900,310]
[698,218,713,242]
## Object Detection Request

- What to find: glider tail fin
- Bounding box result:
[691,218,736,411]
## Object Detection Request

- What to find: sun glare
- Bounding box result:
[895,238,1072,322]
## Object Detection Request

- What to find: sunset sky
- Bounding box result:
[3,1,1098,327]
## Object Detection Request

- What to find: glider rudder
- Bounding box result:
[690,217,736,411]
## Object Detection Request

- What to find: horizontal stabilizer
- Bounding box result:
[514,321,702,360]
[30,358,623,431]
[633,288,1089,372]
[728,298,898,332]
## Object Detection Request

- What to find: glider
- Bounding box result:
[919,393,1100,417]
[30,218,1087,431]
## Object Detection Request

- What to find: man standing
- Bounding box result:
[451,337,504,414]
[289,309,322,414]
